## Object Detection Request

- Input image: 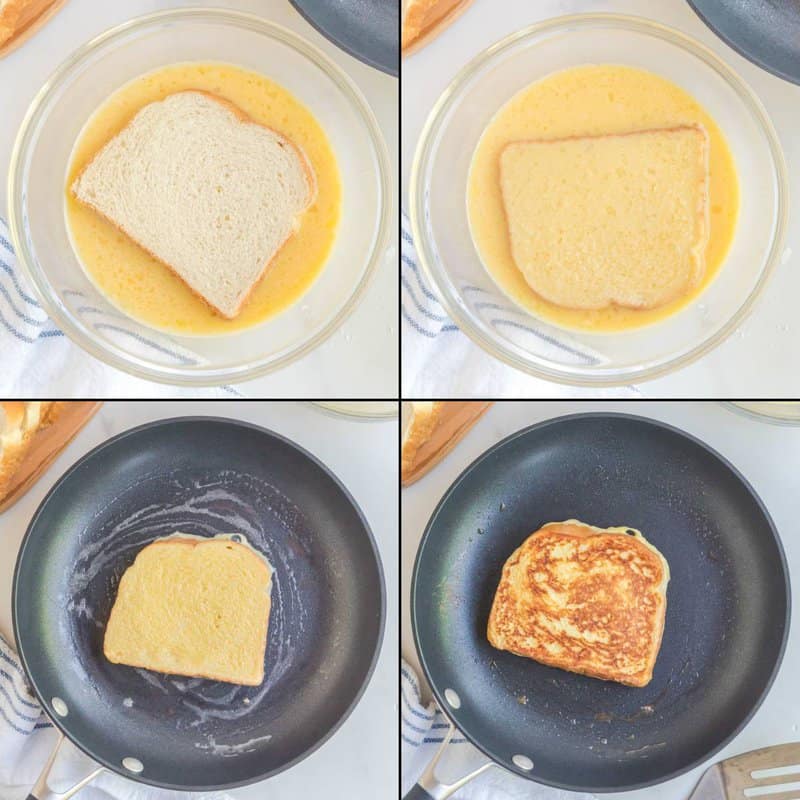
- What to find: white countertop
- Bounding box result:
[0,0,398,398]
[401,401,800,800]
[0,401,399,800]
[402,0,800,397]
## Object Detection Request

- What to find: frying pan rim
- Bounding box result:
[12,415,387,791]
[287,0,399,77]
[686,0,800,86]
[411,411,791,793]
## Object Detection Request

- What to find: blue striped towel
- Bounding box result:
[401,660,596,800]
[401,212,640,398]
[0,633,235,800]
[0,218,241,398]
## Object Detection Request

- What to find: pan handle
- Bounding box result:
[26,731,105,800]
[403,719,495,800]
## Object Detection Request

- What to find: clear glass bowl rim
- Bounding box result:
[723,402,800,425]
[409,12,789,387]
[7,6,393,386]
[311,401,398,420]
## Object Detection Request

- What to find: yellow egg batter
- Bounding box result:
[65,62,341,336]
[467,64,740,333]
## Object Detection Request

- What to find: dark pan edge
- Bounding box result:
[13,416,387,792]
[411,411,792,794]
[288,0,399,77]
[686,0,800,86]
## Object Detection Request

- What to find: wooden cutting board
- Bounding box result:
[0,401,101,513]
[0,0,69,59]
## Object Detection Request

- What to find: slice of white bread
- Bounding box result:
[499,125,710,311]
[104,537,273,685]
[402,0,474,54]
[72,91,317,319]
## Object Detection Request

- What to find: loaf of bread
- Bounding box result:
[402,0,474,54]
[500,125,710,310]
[0,0,67,51]
[72,91,317,319]
[0,401,54,502]
[104,536,273,686]
[401,401,491,485]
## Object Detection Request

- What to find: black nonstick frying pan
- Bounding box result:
[289,0,398,76]
[687,0,800,84]
[408,413,790,796]
[13,417,385,795]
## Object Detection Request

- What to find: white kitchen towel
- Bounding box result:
[0,218,242,398]
[401,211,641,399]
[0,634,234,800]
[401,660,596,800]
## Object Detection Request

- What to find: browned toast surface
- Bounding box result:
[487,520,669,687]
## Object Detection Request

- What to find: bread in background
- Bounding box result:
[0,402,51,501]
[0,0,68,55]
[0,402,100,513]
[402,0,475,55]
[402,401,491,486]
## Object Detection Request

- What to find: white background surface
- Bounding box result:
[402,0,800,397]
[0,401,399,800]
[0,0,398,398]
[401,401,800,800]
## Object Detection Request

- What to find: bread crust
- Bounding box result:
[71,90,317,320]
[499,124,710,311]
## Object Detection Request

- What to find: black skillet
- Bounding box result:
[408,413,790,796]
[288,0,399,76]
[687,0,800,84]
[13,417,385,795]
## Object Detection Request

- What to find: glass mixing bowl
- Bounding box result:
[724,402,800,425]
[311,401,398,421]
[8,8,391,386]
[410,14,788,386]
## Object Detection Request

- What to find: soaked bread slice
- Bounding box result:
[487,520,669,687]
[104,536,273,685]
[499,125,710,310]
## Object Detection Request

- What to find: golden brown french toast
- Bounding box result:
[487,520,669,687]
